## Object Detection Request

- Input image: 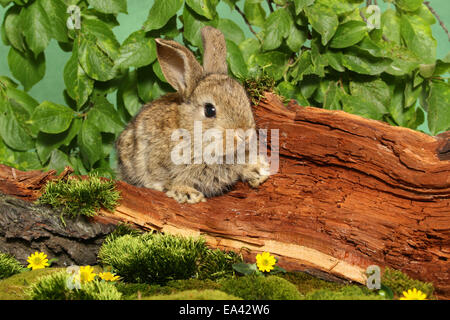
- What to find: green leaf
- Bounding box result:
[315,0,363,16]
[222,0,238,10]
[81,17,120,60]
[232,263,257,275]
[226,40,248,78]
[341,48,391,75]
[323,81,340,110]
[186,0,218,20]
[87,0,127,14]
[349,79,390,117]
[262,8,292,51]
[88,94,125,134]
[41,0,68,43]
[183,5,218,48]
[32,101,74,134]
[36,118,82,163]
[118,70,142,117]
[22,0,52,56]
[47,149,71,174]
[64,41,94,108]
[294,0,315,14]
[0,100,35,151]
[78,117,102,168]
[5,86,39,116]
[116,31,157,69]
[400,14,436,64]
[286,25,307,52]
[8,47,45,91]
[217,18,245,45]
[239,38,261,63]
[255,51,288,81]
[143,0,183,32]
[427,81,450,135]
[330,20,367,49]
[243,1,266,28]
[78,32,117,81]
[381,9,401,43]
[3,6,26,52]
[304,4,338,46]
[394,0,423,12]
[342,94,384,120]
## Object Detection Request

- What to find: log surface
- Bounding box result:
[0,93,449,298]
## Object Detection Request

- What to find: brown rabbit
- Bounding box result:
[115,26,270,203]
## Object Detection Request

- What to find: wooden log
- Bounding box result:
[0,93,448,298]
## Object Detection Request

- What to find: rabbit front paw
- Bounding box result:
[242,156,270,188]
[166,185,206,204]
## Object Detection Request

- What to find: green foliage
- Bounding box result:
[303,285,385,300]
[98,232,241,284]
[381,267,434,299]
[144,289,242,300]
[0,0,449,175]
[28,271,122,300]
[0,252,23,279]
[98,232,208,284]
[219,275,302,300]
[36,173,120,224]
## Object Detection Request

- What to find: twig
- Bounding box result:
[267,0,274,13]
[234,4,262,42]
[424,1,450,42]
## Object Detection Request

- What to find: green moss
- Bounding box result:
[219,275,301,300]
[144,289,242,300]
[382,267,434,299]
[0,268,62,300]
[0,252,24,280]
[28,271,122,300]
[197,249,242,280]
[98,232,208,284]
[37,174,120,224]
[279,272,346,295]
[303,285,385,300]
[243,75,276,105]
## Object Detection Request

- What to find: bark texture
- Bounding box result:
[0,93,449,298]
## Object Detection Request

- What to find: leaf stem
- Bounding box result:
[423,1,450,42]
[234,4,263,43]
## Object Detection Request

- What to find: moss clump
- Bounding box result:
[243,75,276,105]
[0,268,62,300]
[37,174,120,224]
[197,249,242,280]
[116,278,221,300]
[382,267,434,299]
[144,289,242,300]
[280,272,346,295]
[303,285,385,300]
[98,232,208,284]
[0,252,23,280]
[219,275,301,300]
[28,271,122,300]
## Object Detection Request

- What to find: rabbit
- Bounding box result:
[115,26,270,204]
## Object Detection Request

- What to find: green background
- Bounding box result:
[0,0,449,106]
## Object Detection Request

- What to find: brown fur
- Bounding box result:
[116,27,269,203]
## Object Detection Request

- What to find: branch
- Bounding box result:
[234,4,263,42]
[267,0,274,13]
[424,1,450,42]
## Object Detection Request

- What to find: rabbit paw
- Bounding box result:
[166,185,206,204]
[243,156,270,188]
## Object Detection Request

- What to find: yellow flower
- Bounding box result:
[78,265,96,283]
[26,251,50,270]
[399,288,427,300]
[256,252,276,273]
[98,272,120,282]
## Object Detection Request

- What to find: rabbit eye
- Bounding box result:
[204,103,216,118]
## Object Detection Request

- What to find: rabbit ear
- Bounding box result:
[155,39,203,97]
[201,26,228,75]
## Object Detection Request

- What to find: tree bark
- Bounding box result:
[0,93,449,298]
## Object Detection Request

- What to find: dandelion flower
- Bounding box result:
[99,272,120,282]
[26,251,50,270]
[256,252,276,273]
[79,265,96,283]
[399,288,427,300]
